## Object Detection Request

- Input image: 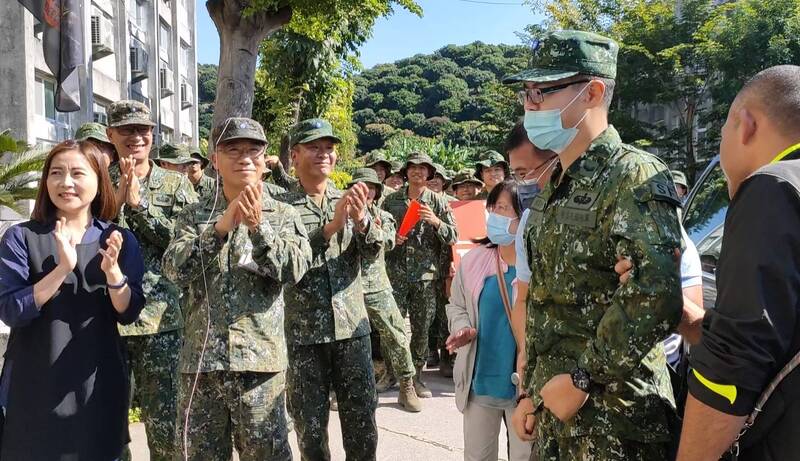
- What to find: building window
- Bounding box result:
[93,103,108,125]
[161,127,173,144]
[129,0,147,27]
[35,77,57,121]
[159,21,171,64]
[179,43,190,76]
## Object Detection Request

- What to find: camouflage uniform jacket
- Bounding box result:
[280,183,383,346]
[194,174,217,199]
[382,186,457,282]
[361,205,396,295]
[523,126,683,442]
[162,192,312,373]
[110,161,198,335]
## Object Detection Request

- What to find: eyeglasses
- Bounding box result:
[115,125,153,137]
[517,80,591,105]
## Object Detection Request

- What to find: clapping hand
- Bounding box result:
[237,183,263,232]
[99,231,124,276]
[53,217,78,273]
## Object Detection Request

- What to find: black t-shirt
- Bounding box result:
[689,172,800,414]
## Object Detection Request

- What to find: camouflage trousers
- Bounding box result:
[175,371,291,461]
[121,330,181,461]
[536,419,668,461]
[428,279,450,353]
[286,335,377,461]
[365,289,415,380]
[394,279,438,369]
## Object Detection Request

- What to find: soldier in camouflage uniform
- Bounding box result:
[384,160,405,190]
[347,168,421,411]
[503,31,683,460]
[382,152,458,398]
[451,170,484,201]
[280,118,382,460]
[474,150,510,199]
[104,101,198,461]
[75,121,117,168]
[365,151,397,205]
[163,117,311,461]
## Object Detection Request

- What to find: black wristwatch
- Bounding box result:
[570,367,591,392]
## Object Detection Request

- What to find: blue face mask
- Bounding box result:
[486,212,517,246]
[523,83,590,154]
[515,157,559,210]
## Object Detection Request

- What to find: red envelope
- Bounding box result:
[398,200,422,237]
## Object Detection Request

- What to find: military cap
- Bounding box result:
[432,163,452,186]
[190,145,209,168]
[348,168,384,199]
[363,151,392,171]
[451,171,484,189]
[474,150,510,179]
[158,143,201,165]
[671,170,688,188]
[289,118,342,146]
[503,30,619,84]
[107,100,156,127]
[401,152,437,181]
[75,122,112,145]
[211,117,268,146]
[389,160,404,175]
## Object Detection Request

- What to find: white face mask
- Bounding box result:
[523,83,590,154]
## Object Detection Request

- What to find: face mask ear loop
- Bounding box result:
[182,117,231,461]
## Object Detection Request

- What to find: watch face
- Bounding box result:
[572,369,591,391]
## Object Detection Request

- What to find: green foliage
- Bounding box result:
[329,170,354,190]
[0,130,46,215]
[353,42,527,154]
[377,133,479,172]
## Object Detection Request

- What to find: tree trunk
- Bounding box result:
[206,0,291,147]
[684,99,697,184]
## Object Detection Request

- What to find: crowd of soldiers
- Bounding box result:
[49,26,800,461]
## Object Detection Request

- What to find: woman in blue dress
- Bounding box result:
[0,140,145,461]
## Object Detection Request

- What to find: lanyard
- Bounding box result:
[770,141,800,163]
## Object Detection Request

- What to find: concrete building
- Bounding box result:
[0,0,199,148]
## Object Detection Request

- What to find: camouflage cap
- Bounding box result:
[502,30,619,84]
[289,118,342,146]
[401,152,436,180]
[75,122,111,145]
[474,150,510,178]
[158,143,201,165]
[348,168,384,199]
[363,151,392,170]
[107,100,156,127]
[432,163,451,183]
[213,117,268,145]
[451,171,484,188]
[389,160,404,175]
[671,170,688,188]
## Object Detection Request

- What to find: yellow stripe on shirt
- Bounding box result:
[693,369,737,405]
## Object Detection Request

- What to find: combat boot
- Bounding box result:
[376,372,398,393]
[413,366,433,398]
[398,378,422,412]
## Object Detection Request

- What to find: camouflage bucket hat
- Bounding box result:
[474,150,509,179]
[389,160,404,175]
[502,30,619,84]
[290,118,342,146]
[348,168,384,199]
[451,171,484,188]
[213,117,268,145]
[401,152,436,181]
[75,122,111,145]
[432,163,452,185]
[671,170,688,188]
[190,145,209,168]
[107,100,156,127]
[158,143,200,165]
[363,151,392,170]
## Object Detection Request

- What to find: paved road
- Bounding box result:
[130,368,513,461]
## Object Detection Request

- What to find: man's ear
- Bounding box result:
[585,80,606,108]
[211,153,219,171]
[739,108,757,147]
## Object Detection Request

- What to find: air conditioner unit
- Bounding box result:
[180,81,194,109]
[91,15,114,59]
[130,45,149,82]
[160,68,175,97]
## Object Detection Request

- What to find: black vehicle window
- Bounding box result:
[683,163,730,245]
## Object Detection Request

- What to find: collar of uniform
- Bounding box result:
[399,185,433,204]
[563,125,621,182]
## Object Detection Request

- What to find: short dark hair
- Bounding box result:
[504,119,530,154]
[473,179,522,248]
[32,140,118,224]
[740,65,800,138]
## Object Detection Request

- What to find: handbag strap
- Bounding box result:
[494,251,514,325]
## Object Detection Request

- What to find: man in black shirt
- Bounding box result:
[678,65,800,460]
